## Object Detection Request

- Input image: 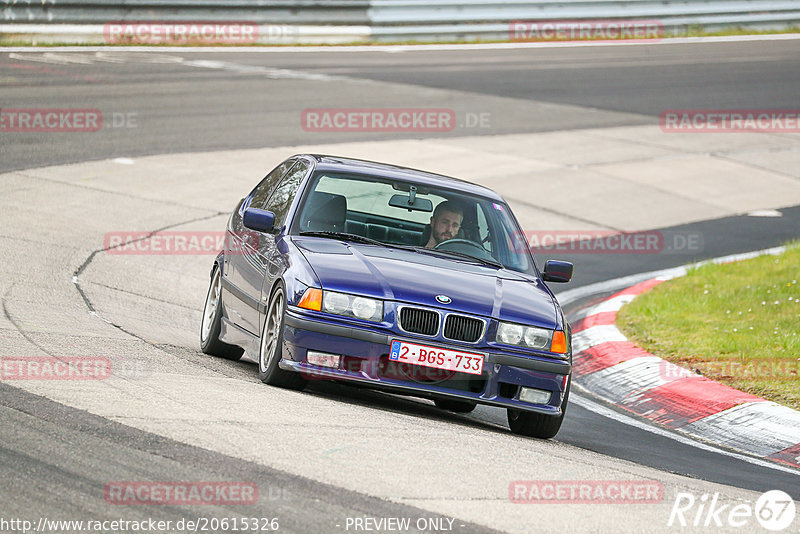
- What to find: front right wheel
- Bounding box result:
[258,285,306,390]
[507,380,570,439]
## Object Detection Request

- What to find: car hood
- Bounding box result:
[293,237,558,329]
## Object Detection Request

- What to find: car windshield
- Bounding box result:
[292,171,535,274]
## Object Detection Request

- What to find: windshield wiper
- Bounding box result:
[298,231,417,251]
[417,248,504,269]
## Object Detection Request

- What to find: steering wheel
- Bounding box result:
[434,238,485,252]
[434,238,496,262]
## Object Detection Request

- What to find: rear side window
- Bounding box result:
[248,159,295,209]
[264,161,309,228]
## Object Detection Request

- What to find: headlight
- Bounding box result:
[322,291,349,314]
[496,321,565,353]
[351,297,378,320]
[497,323,523,345]
[524,327,550,349]
[320,290,383,322]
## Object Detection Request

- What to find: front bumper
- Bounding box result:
[282,310,571,416]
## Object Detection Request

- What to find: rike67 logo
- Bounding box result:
[668,490,796,531]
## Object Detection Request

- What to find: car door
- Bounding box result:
[224,159,295,334]
[228,160,310,335]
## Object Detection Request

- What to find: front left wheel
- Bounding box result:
[200,265,244,360]
[258,285,306,390]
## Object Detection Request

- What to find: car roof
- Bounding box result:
[300,154,505,202]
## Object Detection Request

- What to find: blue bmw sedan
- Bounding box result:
[200,155,574,438]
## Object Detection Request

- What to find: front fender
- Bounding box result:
[271,237,321,306]
[211,252,224,278]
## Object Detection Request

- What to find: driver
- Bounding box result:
[425,201,463,248]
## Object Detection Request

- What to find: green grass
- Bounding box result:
[678,25,800,38]
[617,243,800,410]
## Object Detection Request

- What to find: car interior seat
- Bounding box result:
[302,192,347,233]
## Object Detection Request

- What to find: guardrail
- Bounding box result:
[1,0,798,44]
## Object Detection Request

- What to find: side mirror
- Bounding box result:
[542,260,573,283]
[243,208,277,233]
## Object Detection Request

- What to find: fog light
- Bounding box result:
[519,387,551,405]
[306,351,341,369]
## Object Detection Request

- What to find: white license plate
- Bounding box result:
[389,340,484,376]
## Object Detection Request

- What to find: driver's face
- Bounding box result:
[431,210,463,244]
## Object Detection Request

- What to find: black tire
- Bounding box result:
[200,265,244,360]
[258,285,306,390]
[434,398,477,413]
[507,380,570,439]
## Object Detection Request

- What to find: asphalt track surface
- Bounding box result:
[3,39,800,171]
[1,39,800,532]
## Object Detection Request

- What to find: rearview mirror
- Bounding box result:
[389,184,432,212]
[243,208,277,233]
[542,260,573,283]
[389,193,433,212]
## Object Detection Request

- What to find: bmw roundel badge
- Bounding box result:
[436,295,452,304]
